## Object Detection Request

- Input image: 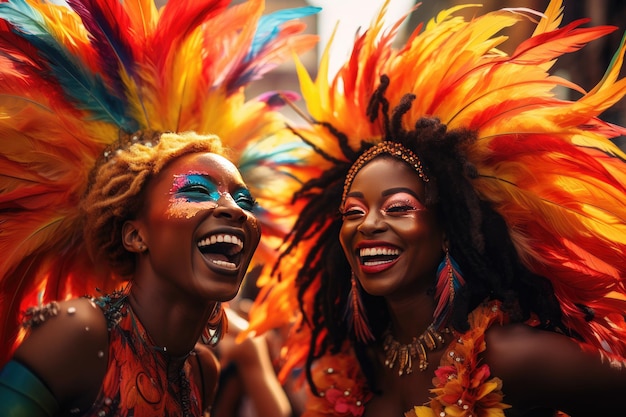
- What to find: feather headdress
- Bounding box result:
[0,0,320,365]
[248,0,626,381]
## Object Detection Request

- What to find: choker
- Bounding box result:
[383,324,449,376]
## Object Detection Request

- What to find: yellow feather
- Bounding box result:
[27,0,95,68]
[272,0,626,364]
[587,32,626,95]
[533,0,564,35]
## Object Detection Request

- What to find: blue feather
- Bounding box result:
[239,138,312,169]
[248,6,321,60]
[226,7,320,93]
[238,135,314,187]
[0,0,136,132]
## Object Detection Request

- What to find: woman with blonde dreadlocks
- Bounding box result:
[0,0,319,415]
[3,131,264,416]
[246,1,626,416]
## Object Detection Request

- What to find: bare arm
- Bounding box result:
[212,308,292,417]
[9,298,109,414]
[193,343,221,414]
[228,335,292,417]
[484,323,626,417]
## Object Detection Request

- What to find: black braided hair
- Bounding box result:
[280,75,566,395]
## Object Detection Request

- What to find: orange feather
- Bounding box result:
[249,0,626,377]
[0,0,319,365]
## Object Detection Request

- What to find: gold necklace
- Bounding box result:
[382,324,448,376]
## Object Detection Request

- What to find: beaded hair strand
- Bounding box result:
[248,0,626,393]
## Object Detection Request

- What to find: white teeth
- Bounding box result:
[212,259,236,269]
[359,247,400,257]
[364,259,395,266]
[197,234,243,252]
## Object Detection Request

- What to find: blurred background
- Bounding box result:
[148,0,626,147]
[43,0,615,145]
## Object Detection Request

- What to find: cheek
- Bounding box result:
[394,214,442,243]
[339,223,355,257]
[166,199,217,219]
[248,215,262,245]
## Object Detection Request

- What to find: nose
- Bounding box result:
[356,208,387,235]
[213,193,247,222]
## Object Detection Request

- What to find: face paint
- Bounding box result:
[341,190,426,221]
[339,157,443,297]
[167,172,256,219]
[137,152,262,301]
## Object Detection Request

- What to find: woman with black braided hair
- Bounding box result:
[246,1,626,416]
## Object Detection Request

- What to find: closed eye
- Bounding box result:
[180,184,210,194]
[382,193,424,216]
[234,191,257,211]
[340,208,366,219]
[176,184,220,202]
[172,174,220,203]
[385,204,418,215]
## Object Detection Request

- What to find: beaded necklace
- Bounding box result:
[382,324,449,376]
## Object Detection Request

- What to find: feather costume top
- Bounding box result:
[0,0,320,365]
[247,0,626,383]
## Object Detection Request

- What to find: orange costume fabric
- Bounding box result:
[303,303,510,417]
[84,293,202,417]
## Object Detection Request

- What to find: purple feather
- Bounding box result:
[67,0,133,98]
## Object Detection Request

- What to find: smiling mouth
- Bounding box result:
[359,246,400,266]
[197,233,244,270]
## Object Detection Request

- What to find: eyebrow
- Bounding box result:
[382,187,420,198]
[345,187,421,199]
[345,190,364,199]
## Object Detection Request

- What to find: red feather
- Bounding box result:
[152,0,229,72]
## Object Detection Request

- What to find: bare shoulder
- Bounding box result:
[13,297,109,406]
[484,322,573,370]
[195,343,220,379]
[192,343,221,409]
[483,322,626,416]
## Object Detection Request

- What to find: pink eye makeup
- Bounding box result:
[381,192,425,216]
[171,173,221,202]
[166,172,219,219]
[340,191,425,221]
[340,198,367,219]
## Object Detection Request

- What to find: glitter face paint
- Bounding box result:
[339,157,444,298]
[341,191,426,221]
[166,172,256,219]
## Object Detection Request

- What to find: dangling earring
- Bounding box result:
[344,272,375,343]
[202,302,228,347]
[433,249,465,328]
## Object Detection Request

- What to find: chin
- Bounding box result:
[212,285,243,303]
[359,279,397,298]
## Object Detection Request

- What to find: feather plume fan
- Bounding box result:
[248,0,626,381]
[0,0,319,365]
